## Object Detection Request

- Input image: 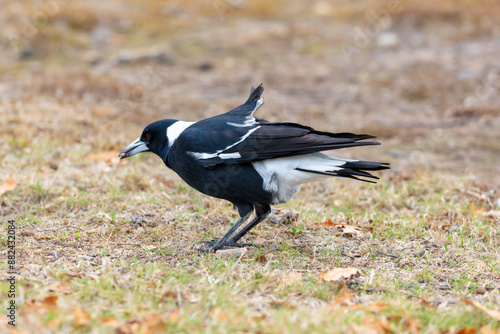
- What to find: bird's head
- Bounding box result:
[119,119,179,160]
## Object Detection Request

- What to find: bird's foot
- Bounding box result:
[194,240,257,253]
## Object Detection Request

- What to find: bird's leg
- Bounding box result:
[198,212,252,252]
[229,204,271,244]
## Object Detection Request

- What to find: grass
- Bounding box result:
[1,0,500,332]
[1,168,499,332]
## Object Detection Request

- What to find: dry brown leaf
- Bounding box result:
[72,307,91,327]
[312,219,366,237]
[209,307,230,321]
[457,327,477,334]
[404,316,421,334]
[339,225,365,237]
[330,288,356,307]
[470,202,484,215]
[366,301,389,313]
[28,295,59,311]
[281,272,303,286]
[24,295,59,312]
[350,324,379,334]
[321,267,362,282]
[46,280,72,295]
[102,317,121,328]
[66,272,99,281]
[350,319,390,334]
[255,254,267,263]
[312,218,335,227]
[107,314,165,334]
[0,177,17,195]
[463,299,500,321]
[140,314,166,333]
[420,299,435,308]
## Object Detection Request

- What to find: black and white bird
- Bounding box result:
[119,84,389,252]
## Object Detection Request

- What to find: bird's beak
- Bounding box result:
[119,137,150,159]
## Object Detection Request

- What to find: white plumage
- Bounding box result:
[252,153,354,204]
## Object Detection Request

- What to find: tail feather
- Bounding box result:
[295,158,390,184]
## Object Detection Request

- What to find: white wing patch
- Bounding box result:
[227,117,256,127]
[227,97,263,127]
[189,126,261,161]
[218,152,241,159]
[167,121,195,146]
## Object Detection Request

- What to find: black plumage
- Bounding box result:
[119,84,389,252]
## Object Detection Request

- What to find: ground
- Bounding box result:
[1,0,500,333]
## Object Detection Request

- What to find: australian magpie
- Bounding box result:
[119,84,389,252]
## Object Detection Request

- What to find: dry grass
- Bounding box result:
[1,0,500,333]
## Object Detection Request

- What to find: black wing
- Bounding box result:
[184,120,381,167]
[225,83,264,117]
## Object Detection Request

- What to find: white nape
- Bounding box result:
[167,121,195,146]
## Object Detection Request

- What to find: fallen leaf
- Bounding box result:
[72,307,91,327]
[209,307,230,321]
[102,317,121,328]
[46,280,72,295]
[330,288,356,307]
[457,327,477,334]
[255,254,267,263]
[140,314,166,333]
[470,202,484,215]
[312,219,366,237]
[420,299,434,308]
[312,218,335,227]
[321,268,362,282]
[404,316,421,334]
[66,272,99,281]
[350,319,390,334]
[26,295,59,311]
[339,225,365,238]
[0,177,17,195]
[366,301,389,313]
[463,299,500,321]
[281,272,303,286]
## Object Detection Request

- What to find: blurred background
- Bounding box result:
[1,0,499,195]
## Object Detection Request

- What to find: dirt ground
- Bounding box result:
[1,0,500,333]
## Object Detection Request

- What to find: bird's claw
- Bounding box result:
[194,239,257,253]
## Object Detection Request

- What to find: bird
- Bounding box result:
[119,84,389,252]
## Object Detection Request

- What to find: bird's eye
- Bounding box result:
[146,133,151,140]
